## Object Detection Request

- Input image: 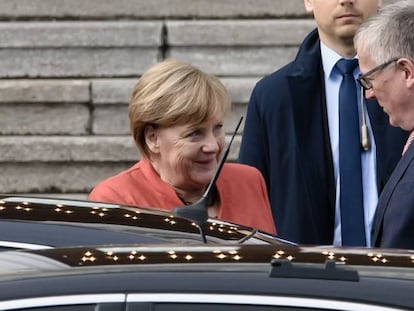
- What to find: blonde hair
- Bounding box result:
[129,59,231,158]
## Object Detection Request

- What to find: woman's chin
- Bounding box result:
[189,173,214,188]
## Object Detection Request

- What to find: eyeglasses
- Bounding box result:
[357,58,399,90]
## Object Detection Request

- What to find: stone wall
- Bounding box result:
[0,0,397,198]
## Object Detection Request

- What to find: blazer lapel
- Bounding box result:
[288,68,335,219]
[285,28,336,227]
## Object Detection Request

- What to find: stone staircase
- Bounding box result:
[0,0,395,199]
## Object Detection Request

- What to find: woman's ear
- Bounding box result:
[303,0,313,13]
[144,124,160,154]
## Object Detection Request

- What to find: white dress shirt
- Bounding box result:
[320,42,378,247]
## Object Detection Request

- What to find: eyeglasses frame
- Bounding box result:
[357,57,400,90]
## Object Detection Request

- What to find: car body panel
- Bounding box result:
[0,244,413,309]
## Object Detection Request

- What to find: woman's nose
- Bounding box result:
[202,133,220,152]
[339,0,355,5]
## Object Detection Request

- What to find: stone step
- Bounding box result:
[0,20,314,47]
[0,19,315,78]
[0,79,89,103]
[169,46,298,76]
[0,47,297,77]
[0,136,138,162]
[0,0,398,20]
[0,77,258,103]
[0,0,308,19]
[0,21,162,48]
[167,20,316,46]
[0,162,133,193]
[0,48,159,78]
[0,46,290,77]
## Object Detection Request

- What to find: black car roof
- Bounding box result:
[2,243,414,277]
[0,195,290,248]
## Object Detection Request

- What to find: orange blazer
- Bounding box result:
[89,158,276,235]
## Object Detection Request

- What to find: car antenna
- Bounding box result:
[173,116,244,242]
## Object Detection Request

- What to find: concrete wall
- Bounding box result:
[0,0,398,198]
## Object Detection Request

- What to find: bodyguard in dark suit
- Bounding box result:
[239,0,407,246]
[355,1,414,250]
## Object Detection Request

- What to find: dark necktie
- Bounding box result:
[337,58,366,246]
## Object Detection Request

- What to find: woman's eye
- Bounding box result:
[214,123,224,133]
[187,130,202,137]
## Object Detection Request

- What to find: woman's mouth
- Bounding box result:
[195,159,217,169]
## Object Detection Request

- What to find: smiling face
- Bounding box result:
[129,60,231,197]
[304,0,381,55]
[146,117,225,193]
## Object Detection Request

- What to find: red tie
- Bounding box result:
[402,131,414,155]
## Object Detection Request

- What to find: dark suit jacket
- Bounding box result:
[372,141,414,249]
[239,29,408,245]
